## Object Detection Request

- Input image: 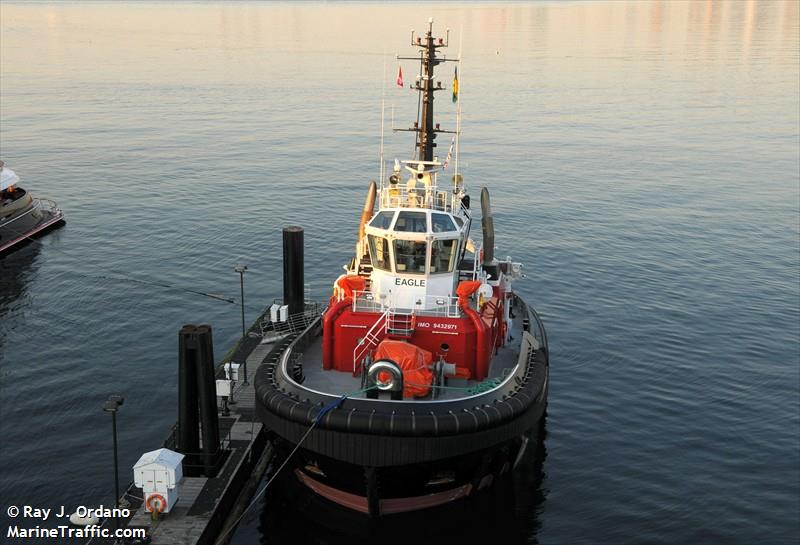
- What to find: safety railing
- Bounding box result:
[419,295,461,317]
[38,198,61,214]
[379,186,458,212]
[351,290,462,317]
[527,303,549,353]
[352,290,385,313]
[259,300,323,338]
[386,309,414,333]
[162,421,233,475]
[352,308,390,374]
[0,199,41,227]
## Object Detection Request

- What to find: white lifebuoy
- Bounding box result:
[146,493,167,513]
[69,511,100,526]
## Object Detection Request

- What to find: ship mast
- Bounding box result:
[397,19,457,162]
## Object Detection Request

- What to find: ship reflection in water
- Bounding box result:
[243,419,547,545]
[0,240,41,314]
[0,244,42,355]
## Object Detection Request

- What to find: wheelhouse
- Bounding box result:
[365,208,465,276]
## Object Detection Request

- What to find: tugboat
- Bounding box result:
[255,20,549,516]
[0,161,64,254]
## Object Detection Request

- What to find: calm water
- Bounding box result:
[1,2,798,544]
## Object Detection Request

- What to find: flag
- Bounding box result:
[443,136,455,168]
[452,66,459,103]
[396,65,404,88]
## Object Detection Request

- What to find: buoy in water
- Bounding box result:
[69,511,100,526]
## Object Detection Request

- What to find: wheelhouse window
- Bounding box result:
[368,235,392,272]
[431,239,458,273]
[369,211,395,230]
[394,211,428,233]
[431,213,457,233]
[394,240,427,274]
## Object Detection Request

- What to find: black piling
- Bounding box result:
[283,226,304,316]
[178,325,200,475]
[196,325,221,477]
[177,324,222,478]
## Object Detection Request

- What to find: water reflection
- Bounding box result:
[251,418,548,545]
[0,242,41,308]
[0,243,41,360]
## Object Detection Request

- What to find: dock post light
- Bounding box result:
[103,394,124,531]
[234,264,249,384]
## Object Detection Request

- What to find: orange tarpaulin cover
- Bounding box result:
[373,340,434,398]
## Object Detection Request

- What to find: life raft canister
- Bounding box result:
[333,274,366,301]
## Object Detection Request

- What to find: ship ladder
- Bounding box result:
[352,309,390,375]
[386,310,415,339]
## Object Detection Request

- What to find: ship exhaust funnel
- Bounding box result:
[357,181,377,241]
[480,188,495,265]
[283,226,305,317]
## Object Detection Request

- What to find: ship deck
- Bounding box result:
[295,313,526,400]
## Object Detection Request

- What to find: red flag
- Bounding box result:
[396,65,404,88]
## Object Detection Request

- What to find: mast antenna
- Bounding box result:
[379,52,387,184]
[395,18,458,163]
[455,25,463,181]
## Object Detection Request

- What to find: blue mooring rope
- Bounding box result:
[213,385,377,545]
[314,394,348,424]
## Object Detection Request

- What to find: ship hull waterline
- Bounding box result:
[0,200,65,255]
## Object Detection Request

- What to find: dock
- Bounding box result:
[95,323,302,545]
[125,339,277,544]
[88,228,317,545]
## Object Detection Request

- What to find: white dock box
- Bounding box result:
[224,362,240,381]
[279,305,289,322]
[133,448,184,514]
[215,378,233,397]
[269,303,281,322]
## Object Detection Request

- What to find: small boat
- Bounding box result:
[255,20,549,516]
[0,160,65,254]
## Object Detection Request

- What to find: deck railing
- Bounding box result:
[259,300,323,338]
[352,291,385,313]
[379,185,458,213]
[352,308,390,374]
[162,421,233,475]
[416,295,460,317]
[351,290,461,318]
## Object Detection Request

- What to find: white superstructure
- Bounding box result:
[358,161,471,311]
